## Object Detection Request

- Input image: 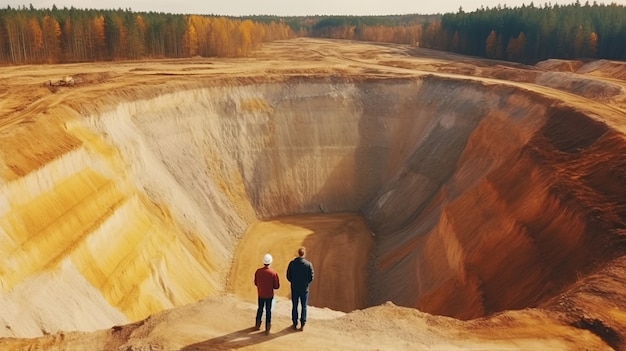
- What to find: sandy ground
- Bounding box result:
[2,38,626,350]
[0,293,612,351]
[229,214,374,313]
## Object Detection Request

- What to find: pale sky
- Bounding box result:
[4,0,625,16]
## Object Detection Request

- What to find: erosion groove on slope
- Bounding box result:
[1,75,621,338]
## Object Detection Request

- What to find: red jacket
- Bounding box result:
[255,266,280,298]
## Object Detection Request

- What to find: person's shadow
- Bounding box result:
[181,325,295,350]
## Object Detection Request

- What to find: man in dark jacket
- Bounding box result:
[255,253,280,335]
[286,246,314,331]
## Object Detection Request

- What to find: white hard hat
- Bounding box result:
[263,253,273,265]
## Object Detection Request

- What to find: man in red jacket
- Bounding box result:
[254,253,280,335]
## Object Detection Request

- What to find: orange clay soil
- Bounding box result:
[1,38,626,350]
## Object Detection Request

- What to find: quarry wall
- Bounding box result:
[1,76,619,337]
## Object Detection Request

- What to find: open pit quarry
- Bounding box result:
[2,38,626,350]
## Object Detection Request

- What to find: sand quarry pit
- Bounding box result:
[1,38,626,350]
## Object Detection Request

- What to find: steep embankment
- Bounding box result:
[368,102,626,320]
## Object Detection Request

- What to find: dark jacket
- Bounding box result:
[286,257,314,292]
[255,266,280,299]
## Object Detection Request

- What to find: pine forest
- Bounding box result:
[1,2,626,65]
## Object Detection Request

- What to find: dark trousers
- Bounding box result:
[256,297,273,326]
[291,289,309,325]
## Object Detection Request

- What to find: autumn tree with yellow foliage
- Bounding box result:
[0,6,294,64]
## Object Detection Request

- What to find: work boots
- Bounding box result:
[265,323,271,335]
[299,322,305,331]
[254,319,261,331]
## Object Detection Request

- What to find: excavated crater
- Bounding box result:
[88,76,619,319]
[2,74,624,338]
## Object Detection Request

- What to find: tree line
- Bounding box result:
[421,1,625,63]
[2,3,626,65]
[306,15,438,45]
[242,14,440,41]
[285,2,624,64]
[0,6,294,64]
